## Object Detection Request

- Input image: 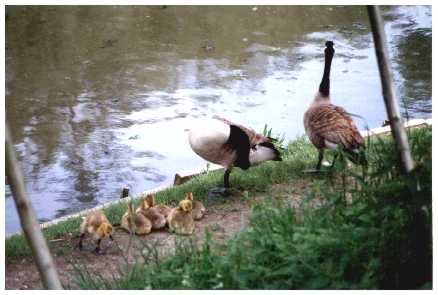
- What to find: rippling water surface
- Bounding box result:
[5,5,431,234]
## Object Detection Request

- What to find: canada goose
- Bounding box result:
[167,199,195,235]
[77,210,114,254]
[303,41,366,172]
[188,116,282,194]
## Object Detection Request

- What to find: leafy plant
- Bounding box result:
[262,123,286,151]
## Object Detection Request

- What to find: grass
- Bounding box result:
[5,216,82,261]
[5,136,315,263]
[73,126,431,289]
[5,127,432,289]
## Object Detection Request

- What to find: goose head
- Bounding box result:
[249,142,282,166]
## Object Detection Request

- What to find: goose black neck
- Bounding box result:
[318,41,334,97]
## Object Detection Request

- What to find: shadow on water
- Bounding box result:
[383,6,432,117]
[394,28,431,114]
[5,5,431,234]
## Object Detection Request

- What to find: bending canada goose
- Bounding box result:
[188,116,282,193]
[303,41,366,171]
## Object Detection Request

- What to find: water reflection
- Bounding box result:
[5,5,431,234]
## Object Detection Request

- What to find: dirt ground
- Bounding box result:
[5,181,315,290]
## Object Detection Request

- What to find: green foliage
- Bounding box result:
[363,127,432,288]
[5,216,82,263]
[262,123,287,152]
[75,127,432,290]
[6,127,431,289]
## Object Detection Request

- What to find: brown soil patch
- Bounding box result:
[5,180,313,290]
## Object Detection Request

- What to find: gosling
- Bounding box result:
[167,199,195,235]
[136,194,167,230]
[185,192,206,220]
[78,209,114,254]
[120,200,152,235]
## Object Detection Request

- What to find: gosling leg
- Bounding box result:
[77,233,85,251]
[94,238,102,255]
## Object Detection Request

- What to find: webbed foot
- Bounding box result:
[94,247,104,255]
[207,187,231,198]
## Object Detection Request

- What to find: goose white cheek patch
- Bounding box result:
[249,146,277,166]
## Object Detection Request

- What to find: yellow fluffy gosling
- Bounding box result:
[185,192,206,220]
[78,209,114,254]
[167,199,195,235]
[136,194,167,230]
[120,200,152,235]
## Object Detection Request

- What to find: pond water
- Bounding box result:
[5,5,432,234]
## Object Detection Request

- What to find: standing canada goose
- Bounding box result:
[303,41,366,171]
[188,115,282,194]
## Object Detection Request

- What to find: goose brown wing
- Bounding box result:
[307,104,364,151]
[212,115,272,146]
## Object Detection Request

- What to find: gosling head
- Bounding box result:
[142,194,155,209]
[179,199,193,212]
[97,222,114,238]
[185,192,194,201]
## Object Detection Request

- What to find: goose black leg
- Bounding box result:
[207,169,232,198]
[304,150,324,173]
[316,149,324,171]
[224,169,231,188]
[331,153,338,168]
